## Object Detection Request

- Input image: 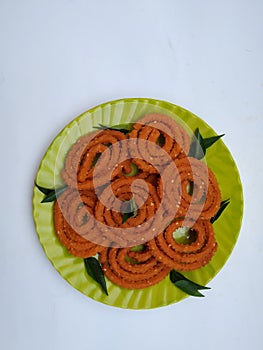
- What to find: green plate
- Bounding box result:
[32,98,243,309]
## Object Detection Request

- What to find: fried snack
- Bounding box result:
[52,112,223,290]
[94,176,162,246]
[148,218,217,271]
[54,188,105,258]
[99,246,170,289]
[129,113,190,170]
[160,157,221,221]
[61,129,127,190]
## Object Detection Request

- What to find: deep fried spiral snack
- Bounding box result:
[99,246,171,289]
[129,113,190,170]
[160,157,221,221]
[61,129,127,190]
[54,188,105,258]
[52,112,223,290]
[148,218,217,271]
[94,176,162,246]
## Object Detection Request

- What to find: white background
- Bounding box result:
[1,0,263,349]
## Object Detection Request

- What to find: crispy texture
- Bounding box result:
[54,188,105,258]
[53,113,222,288]
[62,129,127,190]
[148,218,217,271]
[94,176,162,247]
[129,113,190,167]
[99,246,170,289]
[160,156,221,221]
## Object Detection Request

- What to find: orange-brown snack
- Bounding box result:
[129,113,190,169]
[160,157,221,221]
[54,188,105,258]
[94,176,162,247]
[52,112,224,291]
[61,129,127,190]
[99,246,171,289]
[148,218,217,271]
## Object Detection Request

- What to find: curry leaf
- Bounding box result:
[203,134,225,149]
[34,181,54,195]
[84,257,108,295]
[210,199,230,223]
[170,270,210,297]
[94,123,134,134]
[174,280,205,297]
[189,128,225,160]
[188,128,206,160]
[39,185,67,203]
[122,198,138,224]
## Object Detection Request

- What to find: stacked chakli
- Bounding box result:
[54,114,221,289]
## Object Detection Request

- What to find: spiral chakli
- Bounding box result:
[94,176,163,247]
[148,218,217,271]
[129,113,191,171]
[54,188,105,258]
[52,112,223,289]
[160,156,221,221]
[61,129,127,190]
[99,246,171,289]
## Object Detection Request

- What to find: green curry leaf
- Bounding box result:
[189,128,224,160]
[84,257,108,295]
[210,199,230,223]
[170,270,210,297]
[35,182,67,203]
[94,123,134,134]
